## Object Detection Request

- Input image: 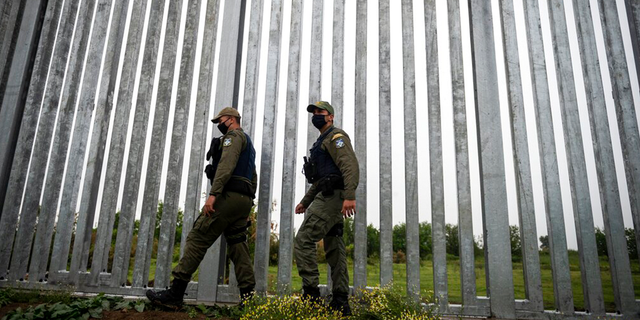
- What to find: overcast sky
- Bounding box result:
[85,0,640,251]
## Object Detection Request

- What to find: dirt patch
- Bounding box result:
[101,309,214,320]
[0,303,233,320]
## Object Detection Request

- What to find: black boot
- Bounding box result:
[329,292,352,317]
[239,287,254,307]
[146,279,188,307]
[302,285,322,305]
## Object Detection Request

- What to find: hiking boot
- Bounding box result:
[329,292,352,317]
[239,287,254,307]
[146,279,188,307]
[302,285,322,305]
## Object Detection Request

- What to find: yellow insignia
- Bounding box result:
[331,133,344,141]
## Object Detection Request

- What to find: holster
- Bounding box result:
[319,175,345,197]
[302,156,317,183]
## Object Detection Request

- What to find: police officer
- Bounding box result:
[295,101,359,316]
[147,107,257,306]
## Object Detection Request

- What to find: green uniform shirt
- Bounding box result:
[209,128,257,196]
[301,127,359,207]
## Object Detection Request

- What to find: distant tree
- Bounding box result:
[595,227,608,256]
[343,217,355,248]
[367,224,380,258]
[445,224,459,256]
[392,223,406,254]
[539,235,549,251]
[418,222,432,258]
[510,225,522,257]
[626,228,638,258]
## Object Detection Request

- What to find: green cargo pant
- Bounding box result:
[294,190,349,295]
[172,191,256,291]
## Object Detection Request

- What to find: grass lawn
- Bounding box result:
[264,252,640,312]
[136,248,640,313]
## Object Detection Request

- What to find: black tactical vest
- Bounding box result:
[232,134,256,181]
[309,127,342,180]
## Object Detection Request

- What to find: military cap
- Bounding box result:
[212,107,241,123]
[306,101,334,115]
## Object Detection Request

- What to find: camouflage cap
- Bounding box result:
[211,107,241,123]
[306,101,334,115]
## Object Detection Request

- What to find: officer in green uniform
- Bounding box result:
[147,107,257,306]
[295,101,359,316]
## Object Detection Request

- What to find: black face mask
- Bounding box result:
[312,114,328,129]
[218,119,230,134]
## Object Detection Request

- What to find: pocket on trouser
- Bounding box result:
[297,213,330,243]
[193,214,214,232]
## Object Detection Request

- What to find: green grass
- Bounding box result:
[134,247,640,313]
[264,252,640,312]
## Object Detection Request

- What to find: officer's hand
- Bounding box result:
[204,195,216,216]
[295,203,306,214]
[341,200,356,218]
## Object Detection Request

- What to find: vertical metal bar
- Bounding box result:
[59,0,113,285]
[198,0,247,302]
[331,0,344,128]
[156,0,199,290]
[277,0,303,296]
[160,0,202,286]
[0,0,24,109]
[255,0,283,295]
[548,0,593,314]
[446,0,475,308]
[0,0,49,279]
[185,0,220,299]
[425,0,448,307]
[378,0,393,287]
[624,0,640,277]
[181,0,221,269]
[468,0,516,318]
[110,0,167,288]
[241,0,263,139]
[400,0,419,302]
[595,0,638,314]
[0,0,61,282]
[307,0,322,152]
[497,0,543,311]
[13,0,96,283]
[353,0,367,293]
[426,0,447,309]
[327,0,346,289]
[625,0,640,88]
[569,0,610,314]
[88,0,147,286]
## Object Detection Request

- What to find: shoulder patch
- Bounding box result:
[331,133,344,141]
[223,137,232,147]
[335,138,345,148]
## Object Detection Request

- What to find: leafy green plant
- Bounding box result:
[2,293,108,320]
[0,293,151,320]
[0,289,12,307]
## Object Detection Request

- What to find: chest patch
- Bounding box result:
[223,138,232,147]
[335,138,345,148]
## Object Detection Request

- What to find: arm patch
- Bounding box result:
[331,133,344,141]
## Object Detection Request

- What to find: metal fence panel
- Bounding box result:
[277,0,304,296]
[0,0,639,318]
